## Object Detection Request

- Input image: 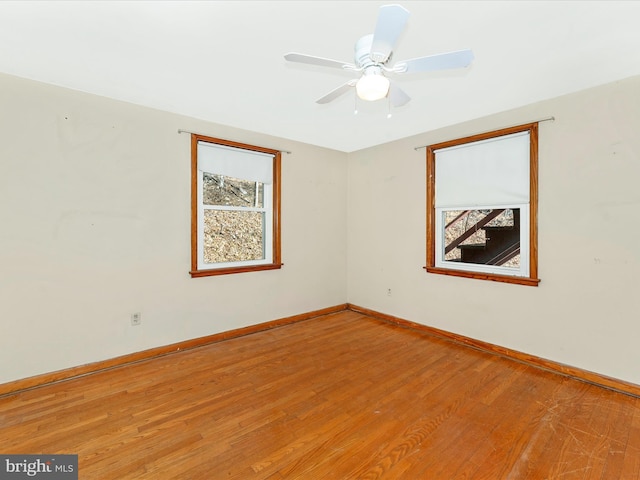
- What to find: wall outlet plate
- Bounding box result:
[131,312,142,326]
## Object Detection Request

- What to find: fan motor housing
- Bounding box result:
[354,34,387,68]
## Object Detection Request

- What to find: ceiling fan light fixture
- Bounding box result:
[356,70,390,101]
[284,4,473,108]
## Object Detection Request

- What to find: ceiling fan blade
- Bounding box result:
[370,4,410,64]
[394,49,474,74]
[285,53,356,70]
[388,82,411,107]
[316,80,358,104]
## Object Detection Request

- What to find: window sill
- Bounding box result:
[190,263,283,278]
[424,266,540,287]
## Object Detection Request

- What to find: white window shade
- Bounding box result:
[435,131,530,208]
[197,141,274,184]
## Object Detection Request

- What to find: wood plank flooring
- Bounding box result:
[1,311,640,479]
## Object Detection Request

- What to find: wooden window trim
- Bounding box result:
[189,134,282,277]
[425,123,540,286]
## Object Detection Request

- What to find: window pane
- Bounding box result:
[443,208,520,267]
[203,210,264,263]
[203,173,264,208]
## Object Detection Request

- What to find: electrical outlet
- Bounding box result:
[131,312,142,326]
[387,288,392,296]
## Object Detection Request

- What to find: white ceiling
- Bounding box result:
[1,1,639,152]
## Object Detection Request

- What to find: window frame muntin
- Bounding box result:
[190,134,282,277]
[197,179,273,270]
[425,123,539,286]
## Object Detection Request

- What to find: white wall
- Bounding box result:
[347,75,640,385]
[0,73,348,384]
[3,71,640,388]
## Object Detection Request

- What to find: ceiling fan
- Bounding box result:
[284,4,474,108]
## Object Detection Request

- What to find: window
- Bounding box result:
[426,123,539,286]
[190,134,281,277]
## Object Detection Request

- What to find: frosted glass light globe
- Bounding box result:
[356,73,390,101]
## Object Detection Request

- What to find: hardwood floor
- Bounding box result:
[1,310,639,479]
